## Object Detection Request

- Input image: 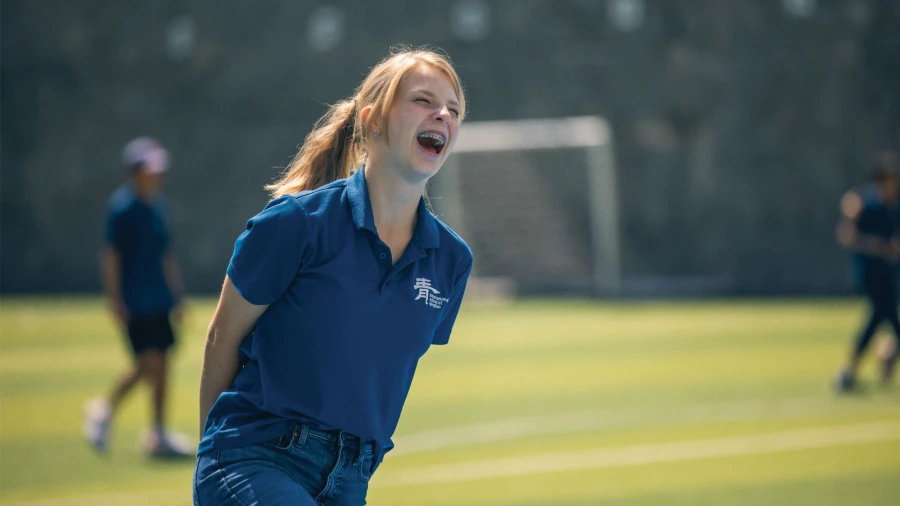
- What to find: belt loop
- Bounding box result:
[297,424,309,448]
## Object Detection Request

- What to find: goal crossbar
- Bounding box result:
[453,116,611,153]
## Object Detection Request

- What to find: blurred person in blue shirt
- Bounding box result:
[834,150,900,391]
[193,48,473,506]
[84,137,191,457]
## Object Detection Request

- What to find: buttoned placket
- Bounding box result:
[373,239,428,302]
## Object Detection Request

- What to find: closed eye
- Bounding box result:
[449,109,460,117]
[415,97,431,104]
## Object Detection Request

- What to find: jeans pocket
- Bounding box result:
[262,428,299,451]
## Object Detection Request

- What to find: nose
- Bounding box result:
[436,105,451,124]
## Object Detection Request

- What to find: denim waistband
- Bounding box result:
[291,423,377,450]
[277,422,394,465]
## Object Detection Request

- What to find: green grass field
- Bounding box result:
[1,297,898,505]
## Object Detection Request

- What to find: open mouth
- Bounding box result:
[416,131,446,156]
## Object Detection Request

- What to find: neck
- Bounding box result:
[363,163,423,232]
[131,180,156,202]
[131,183,154,202]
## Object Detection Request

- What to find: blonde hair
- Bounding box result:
[267,47,467,198]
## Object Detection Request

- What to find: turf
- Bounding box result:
[1,297,897,505]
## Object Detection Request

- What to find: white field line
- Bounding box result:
[6,399,898,505]
[376,421,900,487]
[391,396,900,456]
[9,422,898,505]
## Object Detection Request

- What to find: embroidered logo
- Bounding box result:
[414,278,450,309]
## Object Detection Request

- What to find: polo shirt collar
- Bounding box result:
[348,168,376,232]
[347,167,440,250]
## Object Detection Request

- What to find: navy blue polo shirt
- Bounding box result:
[199,168,473,454]
[854,184,898,278]
[105,185,174,317]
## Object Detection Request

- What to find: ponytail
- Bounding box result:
[266,99,362,198]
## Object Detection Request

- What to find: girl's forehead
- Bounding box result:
[400,66,456,93]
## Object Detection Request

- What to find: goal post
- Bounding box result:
[428,116,621,295]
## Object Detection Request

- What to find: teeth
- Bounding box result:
[417,132,446,145]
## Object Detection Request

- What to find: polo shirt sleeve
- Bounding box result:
[105,206,124,252]
[227,196,311,306]
[431,257,473,345]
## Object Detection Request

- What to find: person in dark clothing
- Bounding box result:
[835,150,900,391]
[84,137,191,457]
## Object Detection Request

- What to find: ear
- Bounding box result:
[359,105,372,131]
[359,105,381,135]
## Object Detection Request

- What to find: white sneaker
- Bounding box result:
[83,397,112,453]
[140,429,195,459]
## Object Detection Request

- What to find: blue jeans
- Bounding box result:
[193,424,388,506]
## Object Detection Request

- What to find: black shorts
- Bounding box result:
[126,313,176,355]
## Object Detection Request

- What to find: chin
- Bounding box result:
[410,161,444,181]
[405,154,444,180]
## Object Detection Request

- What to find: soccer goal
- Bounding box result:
[428,116,620,295]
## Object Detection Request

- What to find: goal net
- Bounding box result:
[428,116,620,296]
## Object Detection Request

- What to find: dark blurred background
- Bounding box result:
[2,0,899,296]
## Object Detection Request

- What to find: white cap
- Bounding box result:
[122,137,169,174]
